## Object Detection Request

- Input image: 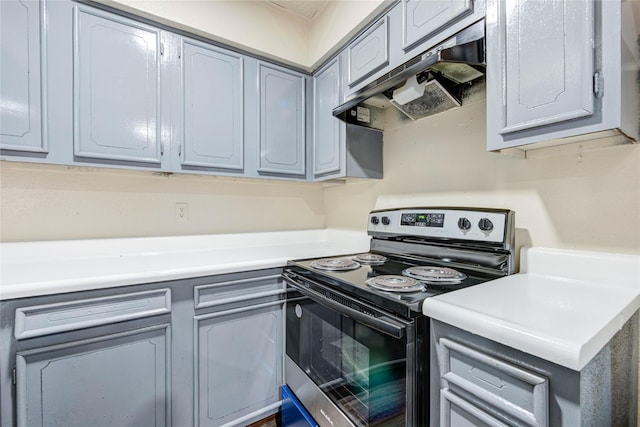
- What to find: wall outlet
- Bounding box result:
[175,203,189,222]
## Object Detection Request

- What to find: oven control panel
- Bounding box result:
[368,208,512,243]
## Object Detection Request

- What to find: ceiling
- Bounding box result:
[266,0,329,20]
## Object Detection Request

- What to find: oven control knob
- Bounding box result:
[381,216,390,226]
[370,216,379,225]
[478,218,494,232]
[457,217,471,231]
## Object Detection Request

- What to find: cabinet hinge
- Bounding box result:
[593,70,604,98]
[160,42,165,56]
[12,367,16,386]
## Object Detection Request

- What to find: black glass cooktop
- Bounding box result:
[286,253,498,318]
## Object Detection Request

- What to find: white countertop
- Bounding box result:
[423,247,640,371]
[0,229,371,300]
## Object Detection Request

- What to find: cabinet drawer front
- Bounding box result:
[15,289,171,339]
[440,389,508,427]
[73,5,162,164]
[402,0,473,50]
[347,16,390,86]
[440,338,548,426]
[499,0,595,133]
[194,273,283,309]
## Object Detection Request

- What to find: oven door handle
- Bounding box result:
[282,271,407,339]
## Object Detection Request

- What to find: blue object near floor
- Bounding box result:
[281,385,318,427]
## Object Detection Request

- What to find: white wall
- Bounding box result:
[103,0,389,69]
[0,163,326,241]
[324,95,640,256]
[103,0,311,67]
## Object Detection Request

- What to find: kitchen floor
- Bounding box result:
[247,414,279,427]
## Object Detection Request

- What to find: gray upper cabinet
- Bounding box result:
[313,57,343,178]
[486,0,639,151]
[402,0,473,50]
[73,5,163,165]
[257,62,306,177]
[347,16,390,87]
[0,0,45,154]
[176,37,244,172]
[495,0,594,134]
[313,57,384,181]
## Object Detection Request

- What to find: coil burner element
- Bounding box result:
[366,275,425,293]
[402,266,466,285]
[352,253,388,265]
[310,258,361,271]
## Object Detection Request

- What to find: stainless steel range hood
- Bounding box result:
[333,19,486,129]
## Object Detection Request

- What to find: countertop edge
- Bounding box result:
[0,229,371,301]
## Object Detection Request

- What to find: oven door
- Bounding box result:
[283,270,417,427]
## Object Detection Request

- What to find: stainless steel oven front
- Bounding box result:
[283,270,429,427]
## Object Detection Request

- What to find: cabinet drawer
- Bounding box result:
[194,273,284,309]
[440,389,508,427]
[440,338,548,426]
[15,289,171,340]
[347,16,389,87]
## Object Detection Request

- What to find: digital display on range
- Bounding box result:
[400,213,445,227]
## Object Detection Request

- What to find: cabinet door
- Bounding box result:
[258,63,306,176]
[0,0,45,153]
[402,0,472,50]
[313,57,344,177]
[347,16,389,87]
[194,301,284,426]
[16,325,170,427]
[73,5,162,164]
[179,38,244,171]
[495,0,595,134]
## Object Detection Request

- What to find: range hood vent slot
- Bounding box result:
[333,19,486,129]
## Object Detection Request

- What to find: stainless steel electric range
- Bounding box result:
[282,207,516,427]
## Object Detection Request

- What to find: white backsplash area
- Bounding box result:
[0,163,327,241]
[323,95,640,256]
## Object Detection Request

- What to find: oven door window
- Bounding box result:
[287,296,409,427]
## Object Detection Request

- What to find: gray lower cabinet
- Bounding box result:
[0,268,285,427]
[194,302,283,425]
[0,0,45,155]
[431,317,639,426]
[192,271,285,426]
[173,36,245,174]
[486,0,639,151]
[17,325,170,427]
[1,288,172,427]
